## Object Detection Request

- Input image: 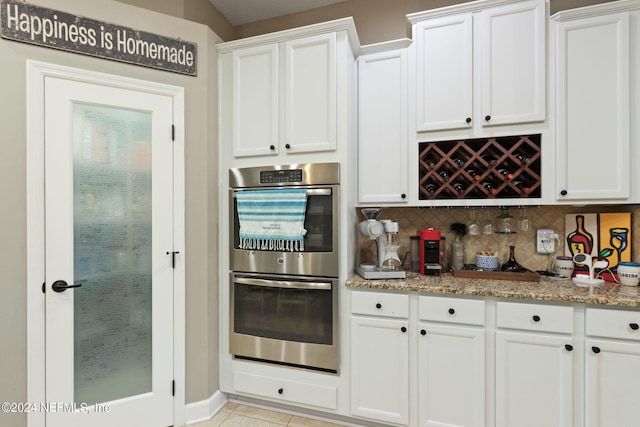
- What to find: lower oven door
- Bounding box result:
[230,273,338,373]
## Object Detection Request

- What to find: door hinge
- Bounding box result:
[171,124,175,141]
[42,282,45,294]
[172,380,175,396]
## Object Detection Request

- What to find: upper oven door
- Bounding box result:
[229,185,339,277]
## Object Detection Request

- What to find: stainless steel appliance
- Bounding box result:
[228,163,340,372]
[229,163,339,277]
[230,272,338,372]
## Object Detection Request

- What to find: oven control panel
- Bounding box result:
[260,169,302,184]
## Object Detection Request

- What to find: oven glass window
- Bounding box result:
[233,191,333,252]
[234,283,333,345]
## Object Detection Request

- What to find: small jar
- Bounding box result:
[555,256,574,278]
[617,262,640,286]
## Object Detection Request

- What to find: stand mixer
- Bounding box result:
[356,208,406,279]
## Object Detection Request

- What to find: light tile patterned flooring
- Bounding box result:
[191,402,350,427]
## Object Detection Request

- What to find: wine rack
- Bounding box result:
[419,134,541,200]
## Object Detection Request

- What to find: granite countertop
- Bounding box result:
[345,272,640,308]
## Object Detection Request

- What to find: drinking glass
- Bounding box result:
[481,209,494,235]
[467,208,480,236]
[518,207,530,232]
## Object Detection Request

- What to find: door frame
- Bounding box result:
[26,60,185,427]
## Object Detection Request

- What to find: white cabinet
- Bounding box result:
[357,40,410,204]
[226,33,335,158]
[350,291,410,425]
[218,19,358,163]
[417,296,486,427]
[553,4,636,202]
[584,307,640,427]
[411,0,545,133]
[495,302,575,427]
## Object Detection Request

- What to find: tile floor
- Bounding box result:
[191,402,351,427]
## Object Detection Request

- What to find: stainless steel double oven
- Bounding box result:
[229,163,339,372]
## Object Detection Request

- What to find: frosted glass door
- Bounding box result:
[44,77,174,427]
[73,103,153,404]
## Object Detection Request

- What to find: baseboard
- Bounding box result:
[184,390,227,425]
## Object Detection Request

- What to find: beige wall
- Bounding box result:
[233,0,617,44]
[117,0,617,44]
[0,1,219,426]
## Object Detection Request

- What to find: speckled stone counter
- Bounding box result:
[345,272,640,308]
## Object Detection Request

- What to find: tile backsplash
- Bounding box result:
[356,205,640,273]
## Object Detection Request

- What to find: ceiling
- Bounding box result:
[209,0,346,26]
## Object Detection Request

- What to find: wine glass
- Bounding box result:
[467,208,480,236]
[518,207,530,232]
[481,209,494,235]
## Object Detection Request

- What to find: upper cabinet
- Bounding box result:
[357,40,411,204]
[218,19,359,165]
[410,0,546,134]
[552,0,639,203]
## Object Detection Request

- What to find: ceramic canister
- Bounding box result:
[617,262,640,286]
[555,256,574,278]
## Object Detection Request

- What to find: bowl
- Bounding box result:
[476,255,499,270]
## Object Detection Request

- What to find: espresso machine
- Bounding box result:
[356,208,406,279]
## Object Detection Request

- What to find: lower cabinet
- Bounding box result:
[350,291,410,425]
[348,291,640,427]
[495,301,575,427]
[418,296,486,427]
[350,316,410,424]
[234,371,338,410]
[584,307,640,427]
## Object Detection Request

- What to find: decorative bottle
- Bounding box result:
[567,215,593,256]
[451,235,464,270]
[501,245,528,272]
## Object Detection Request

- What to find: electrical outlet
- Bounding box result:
[537,229,557,254]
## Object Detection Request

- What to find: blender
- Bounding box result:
[356,208,406,279]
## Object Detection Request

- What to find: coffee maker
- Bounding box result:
[419,228,444,275]
[356,208,406,279]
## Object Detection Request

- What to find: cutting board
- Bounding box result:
[452,269,540,282]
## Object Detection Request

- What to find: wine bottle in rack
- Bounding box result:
[514,153,532,165]
[453,158,466,167]
[497,168,514,180]
[427,161,437,170]
[424,183,437,197]
[452,182,466,196]
[466,169,481,181]
[439,171,451,182]
[481,181,498,195]
[512,180,531,194]
[481,154,498,166]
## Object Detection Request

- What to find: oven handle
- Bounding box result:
[232,188,331,196]
[234,277,332,290]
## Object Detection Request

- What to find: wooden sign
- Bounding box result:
[0,0,197,75]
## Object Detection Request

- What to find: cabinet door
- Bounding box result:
[555,12,630,201]
[350,316,409,425]
[496,331,574,427]
[481,0,545,126]
[418,323,485,427]
[358,48,408,203]
[284,33,337,154]
[231,44,279,157]
[415,13,473,132]
[585,339,640,427]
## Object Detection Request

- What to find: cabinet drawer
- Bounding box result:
[234,371,337,410]
[497,301,573,333]
[586,308,640,341]
[419,296,485,325]
[351,291,409,318]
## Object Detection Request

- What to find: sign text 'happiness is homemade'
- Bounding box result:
[0,0,197,75]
